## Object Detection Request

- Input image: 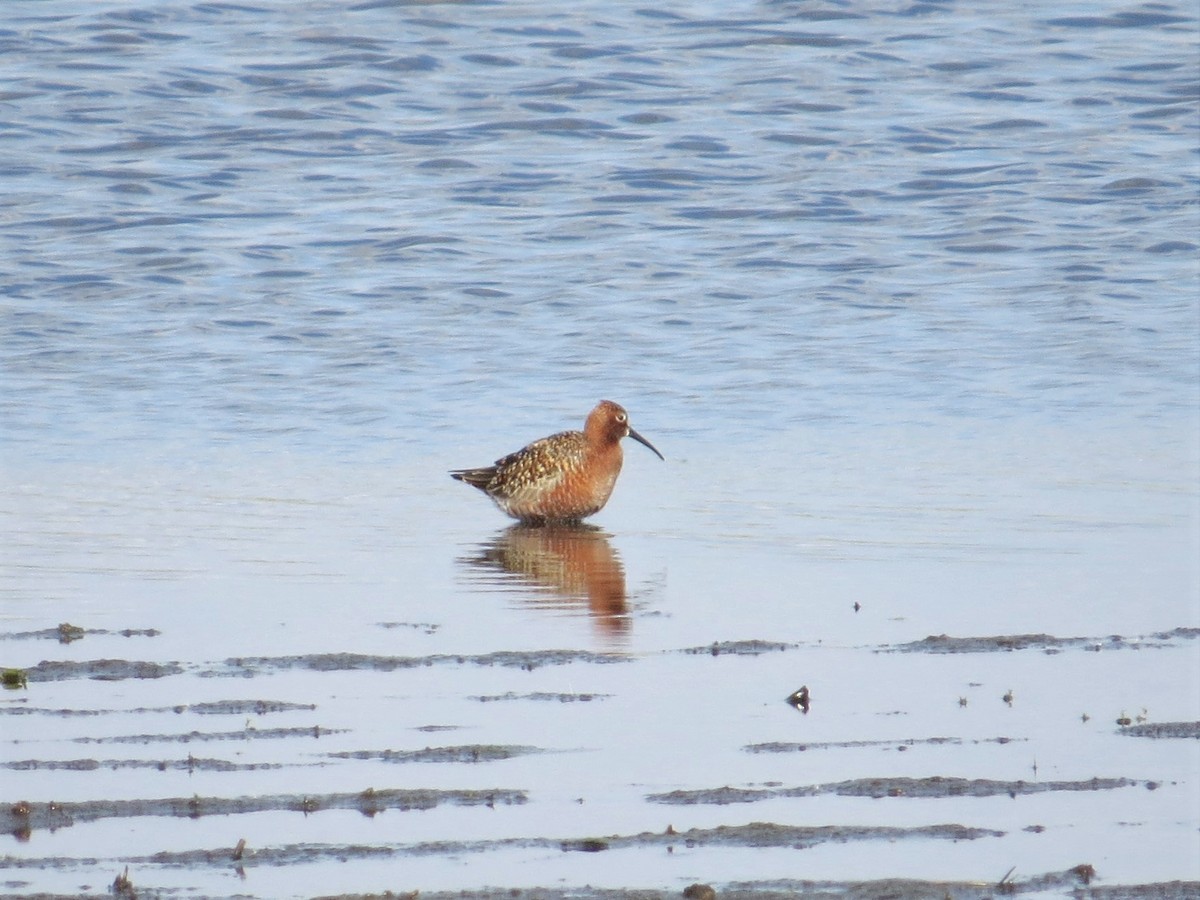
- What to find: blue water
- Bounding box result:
[2,2,1198,897]
[2,1,1196,462]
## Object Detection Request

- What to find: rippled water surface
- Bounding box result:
[2,1,1198,898]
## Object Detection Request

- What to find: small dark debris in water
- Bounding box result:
[786,685,811,713]
[1071,863,1096,884]
[8,799,32,841]
[58,623,86,643]
[377,621,440,634]
[1024,824,1045,833]
[1117,711,1132,726]
[683,884,716,900]
[1003,689,1014,706]
[112,865,135,898]
[1081,712,1090,723]
[958,696,968,707]
[997,865,1017,893]
[1117,720,1200,739]
[358,788,381,817]
[1,668,27,689]
[562,838,608,852]
[853,601,861,612]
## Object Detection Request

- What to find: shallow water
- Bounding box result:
[2,1,1198,898]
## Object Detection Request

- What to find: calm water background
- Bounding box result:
[2,1,1198,897]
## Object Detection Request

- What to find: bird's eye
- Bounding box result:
[616,412,627,423]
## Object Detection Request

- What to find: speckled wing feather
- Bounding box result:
[488,430,585,507]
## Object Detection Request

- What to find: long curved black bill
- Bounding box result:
[628,426,664,461]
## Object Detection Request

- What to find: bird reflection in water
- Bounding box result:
[462,524,631,640]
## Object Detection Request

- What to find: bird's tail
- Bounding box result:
[449,467,496,490]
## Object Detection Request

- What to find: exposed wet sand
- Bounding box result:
[11,871,1200,900]
[3,618,1197,897]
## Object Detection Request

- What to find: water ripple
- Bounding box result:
[0,0,1195,458]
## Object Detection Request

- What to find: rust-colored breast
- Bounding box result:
[488,431,623,523]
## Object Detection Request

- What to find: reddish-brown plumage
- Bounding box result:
[450,400,663,523]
